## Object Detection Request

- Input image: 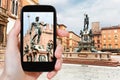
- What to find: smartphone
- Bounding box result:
[21,5,56,71]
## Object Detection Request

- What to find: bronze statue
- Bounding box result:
[30,17,47,44]
[83,14,89,31]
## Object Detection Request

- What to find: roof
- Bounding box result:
[101,25,120,30]
[93,31,101,35]
[69,31,80,38]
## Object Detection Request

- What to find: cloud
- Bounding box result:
[39,0,69,5]
[39,0,120,35]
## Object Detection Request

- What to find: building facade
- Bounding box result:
[0,0,38,46]
[0,0,8,46]
[7,0,39,34]
[92,21,120,53]
[57,24,68,51]
[101,26,120,52]
[68,31,80,52]
[57,24,81,52]
[92,22,102,50]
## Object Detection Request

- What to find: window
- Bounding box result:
[98,45,100,48]
[11,0,18,16]
[15,1,18,15]
[114,35,118,39]
[0,0,1,6]
[109,44,112,49]
[12,0,15,14]
[103,44,106,49]
[97,40,100,43]
[0,25,4,43]
[115,44,118,49]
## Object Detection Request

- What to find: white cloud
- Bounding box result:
[39,0,120,35]
[39,0,69,5]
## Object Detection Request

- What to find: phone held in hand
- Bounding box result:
[21,5,56,71]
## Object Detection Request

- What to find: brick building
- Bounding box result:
[101,26,120,52]
[92,22,120,53]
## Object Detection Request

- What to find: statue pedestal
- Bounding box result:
[78,29,94,53]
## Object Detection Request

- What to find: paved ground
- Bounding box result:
[37,64,120,80]
[0,63,120,80]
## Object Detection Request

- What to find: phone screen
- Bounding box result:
[23,12,54,62]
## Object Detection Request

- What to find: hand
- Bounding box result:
[0,20,69,80]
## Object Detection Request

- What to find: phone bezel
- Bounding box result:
[21,5,57,71]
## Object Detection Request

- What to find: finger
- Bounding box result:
[8,19,20,37]
[55,58,63,71]
[6,20,20,50]
[6,19,20,54]
[5,20,22,72]
[57,29,69,37]
[55,44,63,59]
[47,70,58,79]
[25,72,42,79]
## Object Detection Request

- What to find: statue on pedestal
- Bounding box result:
[77,14,97,52]
[83,14,89,31]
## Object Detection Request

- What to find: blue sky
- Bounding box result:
[39,0,120,35]
[24,12,53,35]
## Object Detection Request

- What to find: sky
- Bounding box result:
[39,0,120,35]
[24,12,53,35]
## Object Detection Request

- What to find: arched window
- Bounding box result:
[15,1,18,15]
[0,0,1,6]
[12,0,15,14]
